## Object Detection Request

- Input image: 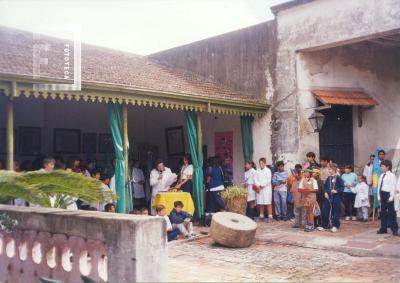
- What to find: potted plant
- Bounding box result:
[221,186,247,215]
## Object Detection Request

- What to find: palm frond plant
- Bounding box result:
[221,186,247,215]
[0,170,116,208]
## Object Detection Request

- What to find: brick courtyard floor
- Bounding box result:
[168,219,400,282]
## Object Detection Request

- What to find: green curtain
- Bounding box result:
[240,116,254,161]
[185,111,204,219]
[108,104,126,213]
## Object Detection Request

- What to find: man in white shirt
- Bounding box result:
[377,159,398,236]
[150,160,177,215]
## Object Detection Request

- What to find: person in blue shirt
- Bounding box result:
[317,164,344,233]
[272,161,289,221]
[170,201,194,238]
[341,165,358,221]
[205,157,225,213]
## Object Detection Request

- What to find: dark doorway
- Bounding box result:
[319,105,354,166]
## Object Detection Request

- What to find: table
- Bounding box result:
[152,192,195,215]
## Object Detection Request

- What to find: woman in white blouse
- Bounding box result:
[176,154,194,194]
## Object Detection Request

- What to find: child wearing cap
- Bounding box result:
[299,169,318,232]
[318,164,345,233]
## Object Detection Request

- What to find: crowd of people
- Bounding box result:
[243,150,400,236]
[0,154,198,241]
[2,149,400,240]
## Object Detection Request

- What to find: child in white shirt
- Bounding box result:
[253,158,273,222]
[351,175,370,222]
[377,160,398,236]
[244,160,257,219]
[156,204,179,242]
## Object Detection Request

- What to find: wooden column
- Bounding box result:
[196,113,202,159]
[122,104,129,181]
[6,81,16,170]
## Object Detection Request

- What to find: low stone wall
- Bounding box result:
[0,205,167,283]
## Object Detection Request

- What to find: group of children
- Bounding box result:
[244,151,400,235]
[156,201,195,241]
[244,158,273,222]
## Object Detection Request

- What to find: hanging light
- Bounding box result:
[308,111,325,133]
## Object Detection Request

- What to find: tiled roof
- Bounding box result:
[312,90,378,106]
[0,26,264,104]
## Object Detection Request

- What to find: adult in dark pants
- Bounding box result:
[205,157,225,213]
[377,160,399,236]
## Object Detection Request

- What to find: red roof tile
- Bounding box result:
[0,26,265,104]
[312,90,378,106]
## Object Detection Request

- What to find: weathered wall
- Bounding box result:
[276,0,400,51]
[252,113,272,164]
[298,41,400,171]
[150,21,277,101]
[0,205,167,283]
[274,0,400,167]
[150,21,276,165]
[0,97,245,184]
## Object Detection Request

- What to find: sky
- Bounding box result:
[0,0,288,55]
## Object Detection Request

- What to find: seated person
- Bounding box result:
[92,170,102,180]
[170,201,194,238]
[130,209,140,215]
[140,207,149,215]
[156,205,179,242]
[104,203,116,213]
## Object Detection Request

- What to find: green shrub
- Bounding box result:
[221,186,247,200]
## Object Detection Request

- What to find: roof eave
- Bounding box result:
[0,74,269,116]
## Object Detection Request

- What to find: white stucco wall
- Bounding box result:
[252,113,272,165]
[273,0,400,168]
[0,96,246,183]
[297,42,400,171]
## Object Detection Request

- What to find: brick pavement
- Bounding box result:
[168,220,400,282]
